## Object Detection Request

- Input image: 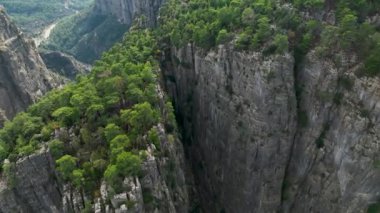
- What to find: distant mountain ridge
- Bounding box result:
[43,0,164,63]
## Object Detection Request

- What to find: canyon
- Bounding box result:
[0,0,380,212]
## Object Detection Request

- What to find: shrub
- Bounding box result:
[148,128,160,150]
[363,44,380,76]
[235,31,251,50]
[56,155,78,181]
[116,152,141,177]
[104,123,122,143]
[48,139,65,159]
[216,29,230,44]
[273,34,289,54]
[52,107,79,126]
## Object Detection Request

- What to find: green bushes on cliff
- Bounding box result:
[158,0,293,52]
[0,29,175,196]
[158,0,380,77]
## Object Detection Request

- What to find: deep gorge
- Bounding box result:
[0,0,380,212]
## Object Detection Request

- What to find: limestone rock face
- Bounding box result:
[0,125,189,213]
[101,124,190,213]
[163,44,380,212]
[40,51,91,80]
[283,51,380,213]
[94,0,164,27]
[0,8,63,121]
[0,148,62,212]
[163,44,297,212]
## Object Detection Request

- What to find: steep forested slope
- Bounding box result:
[0,29,189,212]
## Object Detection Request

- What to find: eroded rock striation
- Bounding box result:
[0,148,62,212]
[163,44,297,212]
[162,44,380,212]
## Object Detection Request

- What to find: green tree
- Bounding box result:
[116,152,141,177]
[216,29,230,44]
[48,139,64,158]
[104,164,119,186]
[52,107,79,126]
[363,44,380,76]
[110,134,131,158]
[235,31,251,50]
[56,155,78,181]
[72,169,85,189]
[121,102,159,135]
[273,34,289,54]
[104,123,122,142]
[241,7,255,26]
[148,128,160,150]
[252,16,271,48]
[339,12,358,49]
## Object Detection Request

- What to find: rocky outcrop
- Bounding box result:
[101,124,189,213]
[40,51,91,80]
[0,124,189,213]
[0,8,63,122]
[163,44,380,212]
[94,0,164,27]
[99,125,191,213]
[0,148,62,212]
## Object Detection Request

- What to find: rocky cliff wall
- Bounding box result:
[0,8,63,121]
[94,0,164,27]
[0,148,62,213]
[0,124,189,213]
[283,51,380,213]
[163,44,380,212]
[163,44,297,212]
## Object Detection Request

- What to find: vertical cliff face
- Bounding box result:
[94,0,164,27]
[0,148,62,212]
[0,8,62,121]
[163,44,297,212]
[283,52,380,213]
[163,44,380,212]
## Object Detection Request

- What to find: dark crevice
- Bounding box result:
[159,45,203,213]
[279,39,314,208]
